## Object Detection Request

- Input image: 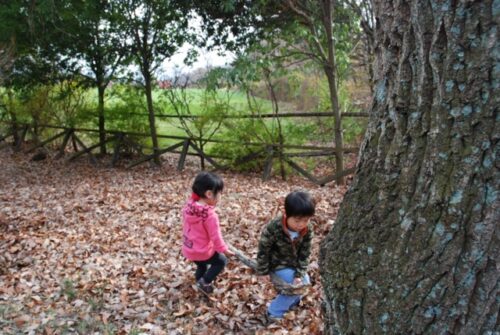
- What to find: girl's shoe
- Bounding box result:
[196,278,214,296]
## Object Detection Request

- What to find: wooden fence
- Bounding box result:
[0,113,366,185]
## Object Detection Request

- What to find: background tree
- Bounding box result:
[161,71,227,169]
[345,0,375,92]
[281,0,347,185]
[0,0,64,143]
[193,0,359,184]
[0,0,77,88]
[62,0,128,155]
[320,0,499,333]
[116,0,191,165]
[0,0,30,138]
[0,39,15,87]
[229,54,290,179]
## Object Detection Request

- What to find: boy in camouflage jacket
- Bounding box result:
[256,191,315,319]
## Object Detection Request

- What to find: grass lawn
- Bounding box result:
[1,85,365,153]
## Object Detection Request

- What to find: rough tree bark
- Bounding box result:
[320,1,499,334]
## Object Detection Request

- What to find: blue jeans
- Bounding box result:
[268,268,310,318]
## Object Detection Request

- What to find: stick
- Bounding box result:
[228,244,309,295]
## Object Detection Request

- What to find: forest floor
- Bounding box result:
[0,147,352,334]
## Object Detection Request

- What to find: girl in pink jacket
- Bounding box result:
[182,172,231,295]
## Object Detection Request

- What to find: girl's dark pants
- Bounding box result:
[195,252,227,283]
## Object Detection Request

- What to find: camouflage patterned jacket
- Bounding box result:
[256,215,313,278]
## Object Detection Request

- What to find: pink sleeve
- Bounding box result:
[204,211,228,253]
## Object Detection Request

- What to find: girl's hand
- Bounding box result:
[225,249,235,256]
[293,277,303,285]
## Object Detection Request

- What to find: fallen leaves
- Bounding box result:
[0,149,350,334]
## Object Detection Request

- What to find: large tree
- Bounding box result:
[320,0,499,334]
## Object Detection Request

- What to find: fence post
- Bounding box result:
[26,129,67,153]
[177,138,190,171]
[68,132,99,165]
[112,132,125,167]
[15,125,29,151]
[262,145,274,181]
[284,157,320,185]
[188,141,222,170]
[55,129,74,159]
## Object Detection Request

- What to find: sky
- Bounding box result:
[127,46,236,82]
[161,15,237,77]
[159,47,235,80]
[166,45,236,74]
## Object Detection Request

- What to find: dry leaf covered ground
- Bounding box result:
[0,148,350,334]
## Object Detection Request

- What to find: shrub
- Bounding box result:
[89,85,151,149]
[208,117,268,171]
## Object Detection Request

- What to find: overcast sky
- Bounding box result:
[159,43,236,79]
[161,15,237,76]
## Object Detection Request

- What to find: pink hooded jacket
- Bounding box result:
[181,198,228,261]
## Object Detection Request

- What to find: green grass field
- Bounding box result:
[100,86,303,143]
[1,85,366,153]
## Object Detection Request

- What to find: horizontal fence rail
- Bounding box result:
[3,123,358,152]
[0,120,361,186]
[85,111,370,119]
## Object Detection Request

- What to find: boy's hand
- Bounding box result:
[293,277,303,285]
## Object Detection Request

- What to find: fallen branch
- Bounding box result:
[228,244,309,295]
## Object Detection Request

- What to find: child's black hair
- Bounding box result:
[192,171,224,198]
[284,191,315,217]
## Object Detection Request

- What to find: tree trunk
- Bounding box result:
[325,69,345,185]
[97,84,106,155]
[323,0,345,185]
[265,68,286,180]
[199,141,205,170]
[364,30,375,95]
[320,1,499,334]
[6,89,19,147]
[144,71,161,166]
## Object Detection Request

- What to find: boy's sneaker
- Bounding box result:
[196,278,214,296]
[264,312,283,324]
